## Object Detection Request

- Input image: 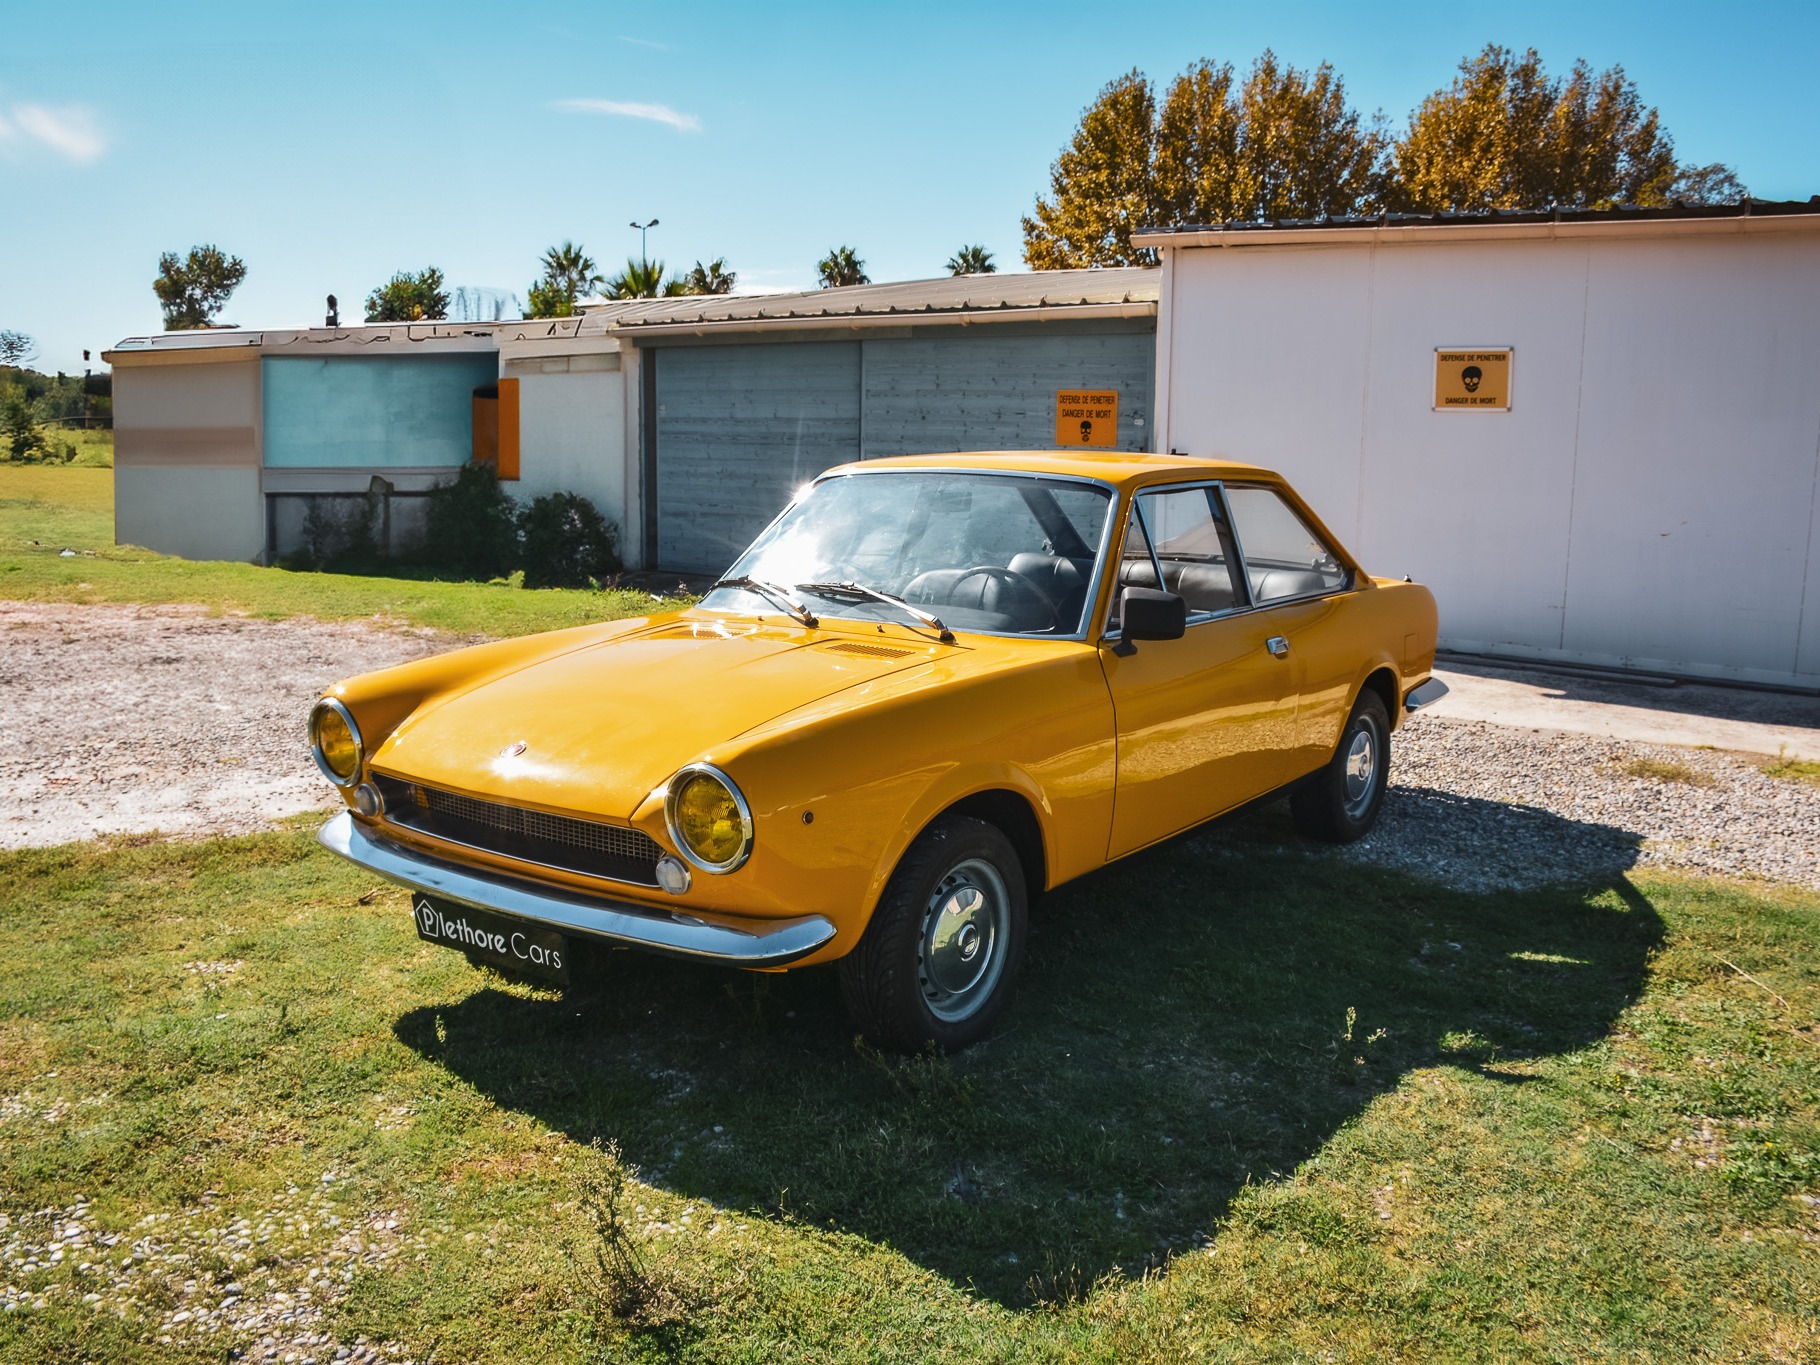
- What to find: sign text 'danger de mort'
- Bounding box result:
[1055,389,1119,446]
[1434,348,1512,411]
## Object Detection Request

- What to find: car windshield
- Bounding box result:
[703,471,1115,637]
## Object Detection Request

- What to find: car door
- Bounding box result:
[1223,483,1359,777]
[1098,483,1301,860]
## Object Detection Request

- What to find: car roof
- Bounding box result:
[821,450,1280,490]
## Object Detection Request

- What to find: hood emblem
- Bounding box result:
[501,741,527,758]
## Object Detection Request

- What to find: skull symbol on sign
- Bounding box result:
[1461,365,1483,393]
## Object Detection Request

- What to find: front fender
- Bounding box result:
[627,643,1117,966]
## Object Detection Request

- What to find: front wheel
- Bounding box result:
[838,816,1028,1052]
[1290,691,1390,843]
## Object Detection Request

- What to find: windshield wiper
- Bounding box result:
[798,581,955,644]
[709,576,819,628]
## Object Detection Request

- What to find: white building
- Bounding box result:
[1140,202,1820,690]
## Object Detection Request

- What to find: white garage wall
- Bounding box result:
[506,354,628,536]
[1157,222,1820,689]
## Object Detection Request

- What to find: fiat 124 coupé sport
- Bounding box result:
[312,451,1444,1050]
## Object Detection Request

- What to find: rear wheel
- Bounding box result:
[1291,691,1390,843]
[838,815,1027,1052]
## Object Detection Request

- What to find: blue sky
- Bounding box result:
[3,0,1815,375]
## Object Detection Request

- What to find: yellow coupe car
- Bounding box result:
[312,452,1443,1050]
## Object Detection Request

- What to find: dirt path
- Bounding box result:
[0,602,447,849]
[2,601,1814,893]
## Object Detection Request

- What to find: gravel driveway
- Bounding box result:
[0,602,445,849]
[2,600,1815,890]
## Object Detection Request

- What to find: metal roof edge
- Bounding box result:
[604,299,1157,341]
[105,320,514,359]
[1137,200,1820,249]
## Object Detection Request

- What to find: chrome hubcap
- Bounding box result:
[1343,722,1379,816]
[920,858,1008,1022]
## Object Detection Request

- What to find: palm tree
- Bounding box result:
[525,240,605,317]
[675,258,736,295]
[946,244,996,276]
[542,241,604,299]
[817,246,869,288]
[605,257,667,299]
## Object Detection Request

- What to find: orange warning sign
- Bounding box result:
[1434,348,1512,411]
[1056,389,1118,447]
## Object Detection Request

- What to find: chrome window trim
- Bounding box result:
[309,697,364,789]
[1208,482,1256,610]
[665,763,756,875]
[706,467,1123,644]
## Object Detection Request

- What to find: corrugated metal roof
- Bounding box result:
[573,267,1159,335]
[1134,197,1820,243]
[106,269,1160,356]
[107,319,509,356]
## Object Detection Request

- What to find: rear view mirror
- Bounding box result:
[1119,586,1186,641]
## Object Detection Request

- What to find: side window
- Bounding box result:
[1140,487,1243,615]
[1107,485,1244,630]
[1105,501,1158,633]
[1225,485,1350,604]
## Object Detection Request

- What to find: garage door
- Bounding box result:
[649,324,1155,574]
[860,329,1153,456]
[652,341,860,575]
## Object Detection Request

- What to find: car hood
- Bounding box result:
[369,617,945,819]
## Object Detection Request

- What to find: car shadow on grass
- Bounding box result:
[393,794,1661,1308]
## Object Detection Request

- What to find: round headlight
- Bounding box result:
[309,698,364,788]
[665,765,753,873]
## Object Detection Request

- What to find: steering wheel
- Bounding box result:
[948,566,1065,632]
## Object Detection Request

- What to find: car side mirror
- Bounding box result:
[1119,586,1186,642]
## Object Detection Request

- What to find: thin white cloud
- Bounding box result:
[553,98,701,133]
[617,35,667,50]
[0,102,106,163]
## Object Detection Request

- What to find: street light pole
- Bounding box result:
[629,218,659,268]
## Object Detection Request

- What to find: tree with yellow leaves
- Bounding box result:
[1391,46,1684,212]
[1023,52,1386,268]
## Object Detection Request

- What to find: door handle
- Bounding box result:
[1266,636,1290,659]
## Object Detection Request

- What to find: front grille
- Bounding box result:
[372,776,663,886]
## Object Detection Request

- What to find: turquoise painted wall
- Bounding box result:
[262,354,498,468]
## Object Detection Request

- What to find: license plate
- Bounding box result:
[411,895,570,985]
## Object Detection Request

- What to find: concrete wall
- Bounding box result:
[1157,223,1820,689]
[113,354,265,562]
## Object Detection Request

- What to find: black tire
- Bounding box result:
[838,815,1028,1053]
[1291,690,1390,844]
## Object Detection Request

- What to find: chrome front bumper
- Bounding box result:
[1404,677,1451,713]
[318,811,836,968]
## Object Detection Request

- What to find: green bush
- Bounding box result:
[1,384,64,463]
[424,462,518,578]
[518,491,621,588]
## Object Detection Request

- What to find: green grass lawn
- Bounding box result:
[0,465,674,637]
[0,818,1813,1362]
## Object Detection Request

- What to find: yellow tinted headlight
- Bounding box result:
[310,699,363,787]
[666,766,753,873]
